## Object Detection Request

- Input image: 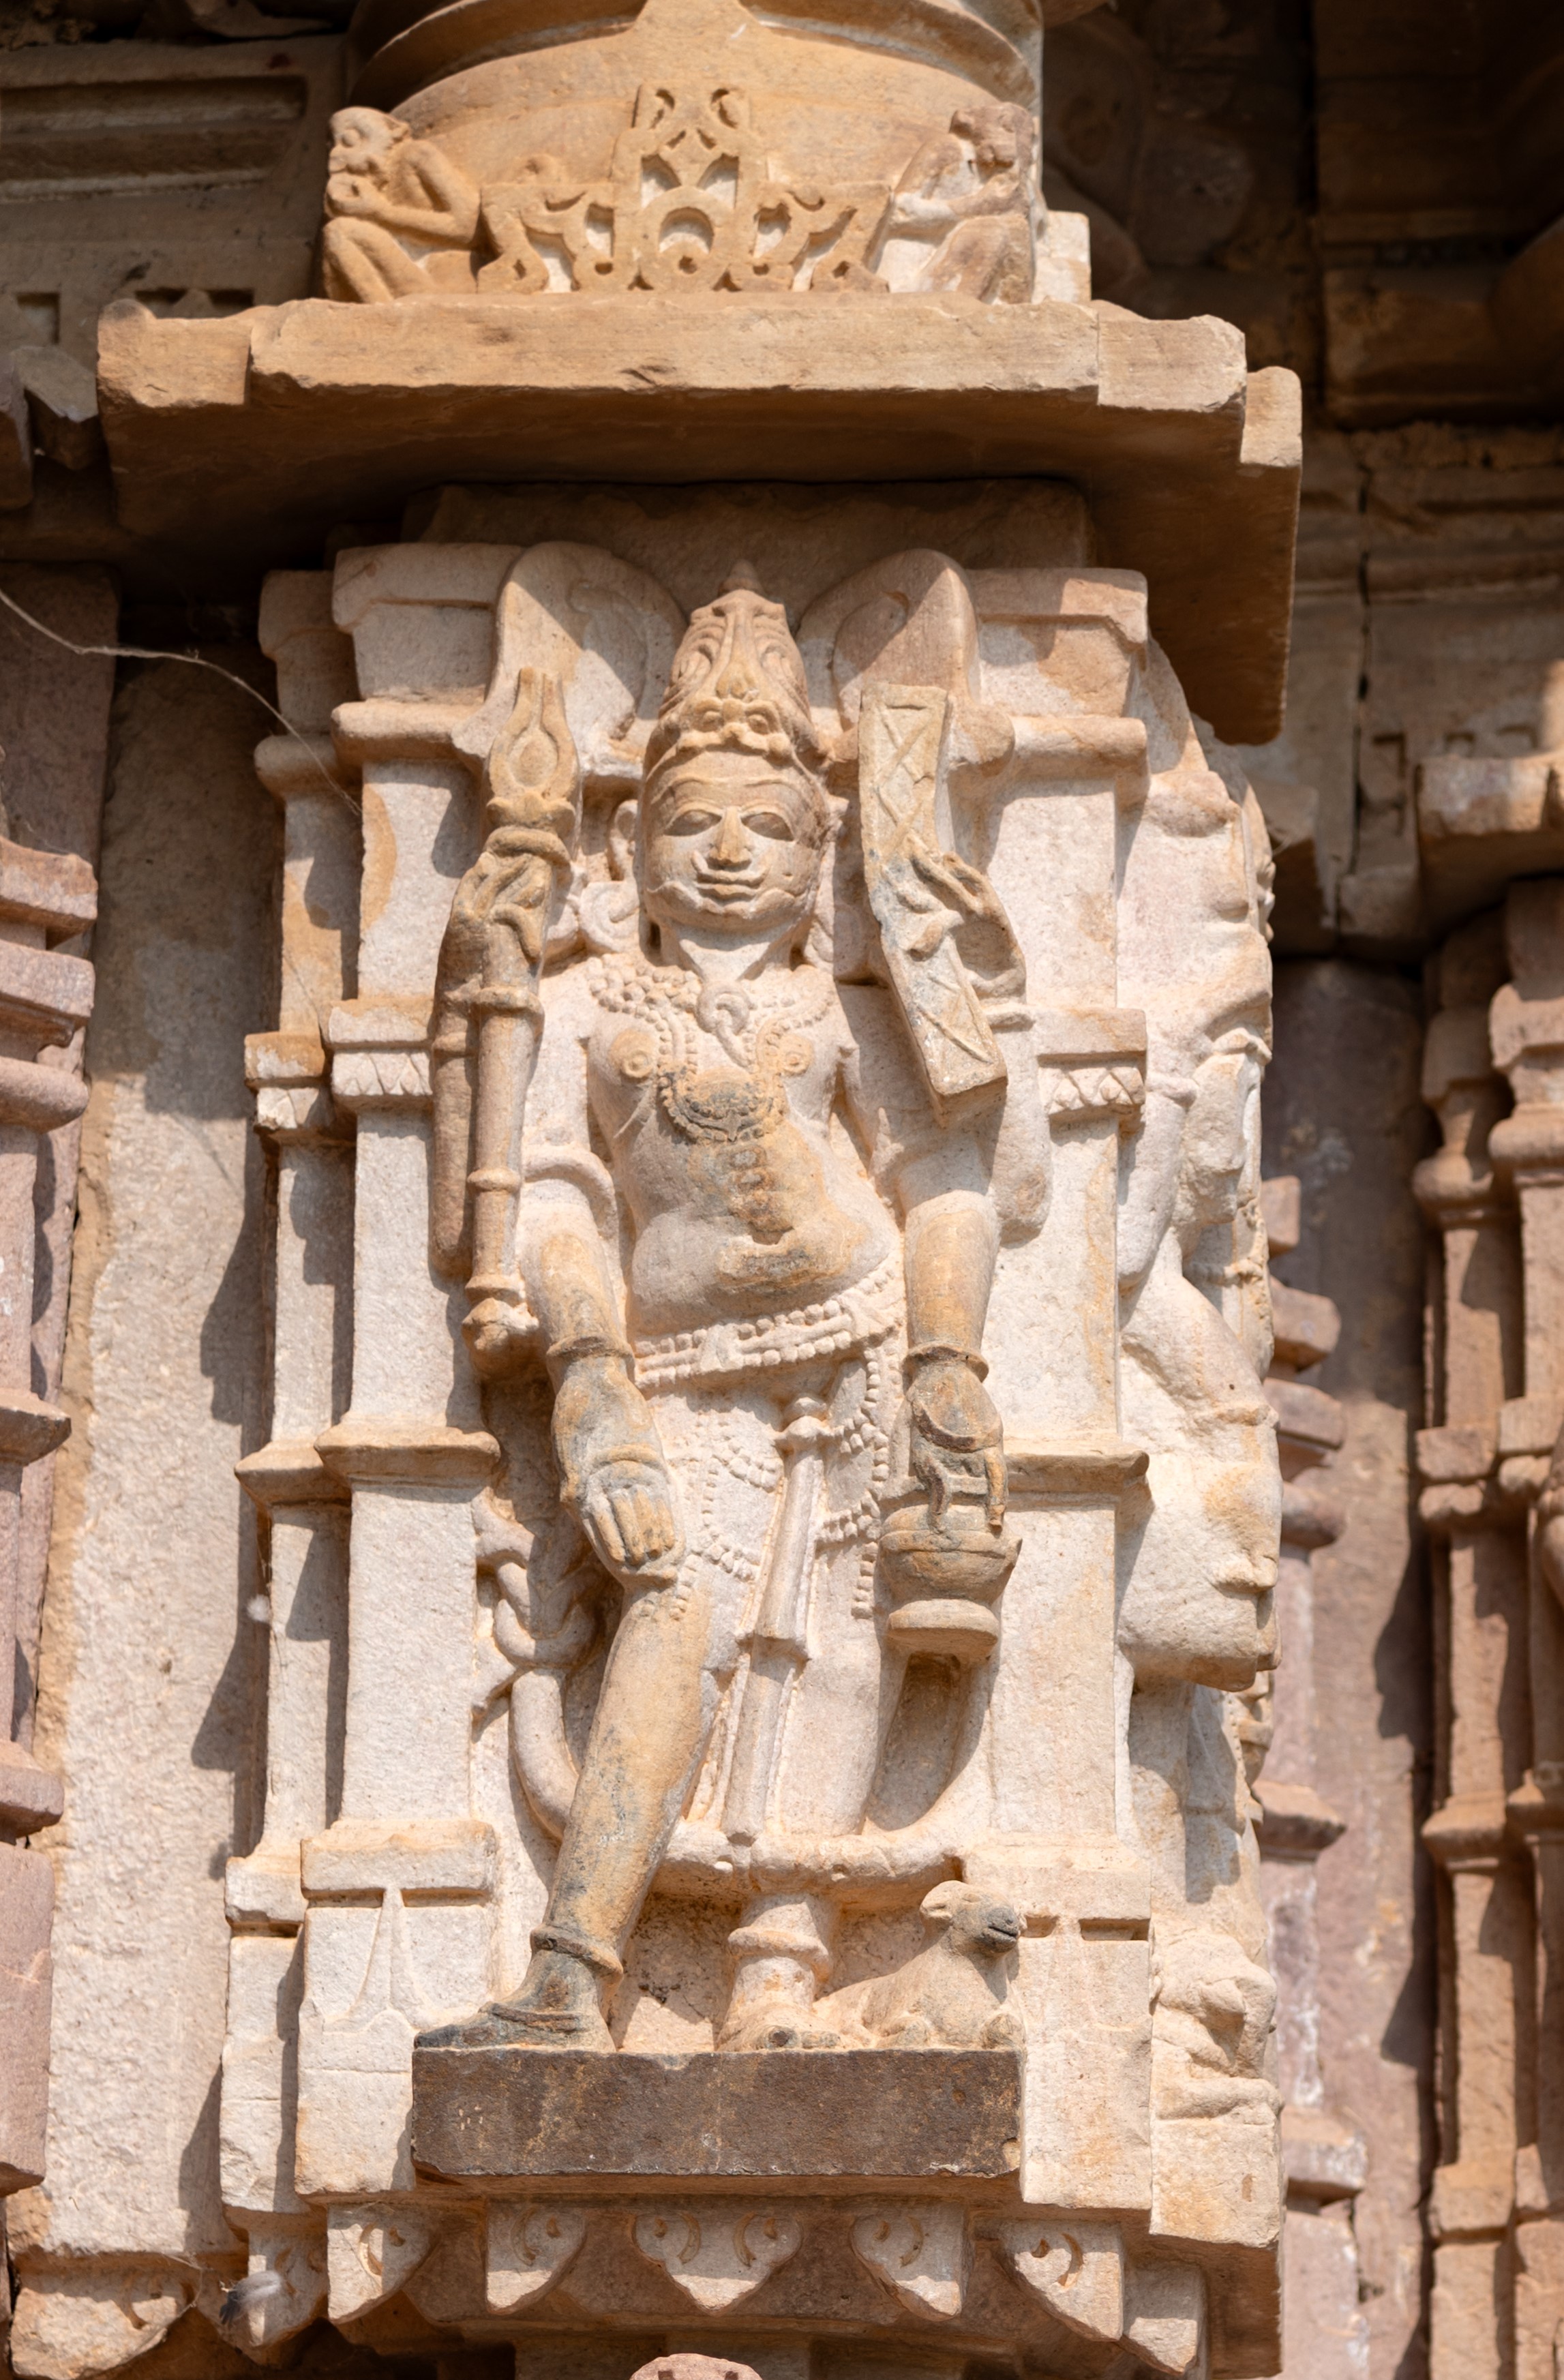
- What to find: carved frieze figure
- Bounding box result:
[1113,660,1282,2229]
[322,107,481,301]
[428,568,1016,2053]
[885,104,1039,303]
[315,63,1051,305]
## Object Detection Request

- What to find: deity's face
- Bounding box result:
[1173,1032,1264,1243]
[1117,1433,1281,1691]
[641,747,824,944]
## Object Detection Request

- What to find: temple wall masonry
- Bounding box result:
[12,661,277,2377]
[0,8,1560,2380]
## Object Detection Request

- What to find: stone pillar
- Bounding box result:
[1487,883,1564,2380]
[9,653,277,2380]
[965,574,1154,2227]
[295,549,500,2307]
[0,566,114,2216]
[1254,1173,1370,2380]
[1416,909,1534,2380]
[46,5,1304,2368]
[222,573,361,2347]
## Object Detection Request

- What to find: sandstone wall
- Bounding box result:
[1264,962,1437,2380]
[10,660,276,2380]
[0,5,1559,2380]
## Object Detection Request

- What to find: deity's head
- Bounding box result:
[639,567,832,948]
[1173,1019,1268,1246]
[1117,1422,1281,1691]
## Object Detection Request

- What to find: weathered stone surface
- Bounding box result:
[12,348,101,474]
[414,2048,1022,2182]
[6,16,1564,2380]
[0,39,345,367]
[0,354,33,512]
[97,300,1298,744]
[1263,960,1434,2380]
[0,5,1344,2374]
[9,658,276,2364]
[0,1841,53,2194]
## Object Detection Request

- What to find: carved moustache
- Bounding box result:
[641,876,811,920]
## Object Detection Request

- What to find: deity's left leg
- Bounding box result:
[774,1345,905,1834]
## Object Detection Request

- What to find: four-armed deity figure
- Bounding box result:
[431,570,1012,2052]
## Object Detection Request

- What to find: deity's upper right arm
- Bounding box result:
[518,964,612,1237]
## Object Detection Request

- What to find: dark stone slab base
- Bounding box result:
[412,2046,1022,2184]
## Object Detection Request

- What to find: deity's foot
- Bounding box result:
[414,2002,614,2051]
[417,1950,615,2052]
[716,2000,843,2053]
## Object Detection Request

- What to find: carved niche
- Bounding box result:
[222,511,1282,2372]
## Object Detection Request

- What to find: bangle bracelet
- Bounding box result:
[548,1333,633,1366]
[905,1342,988,1380]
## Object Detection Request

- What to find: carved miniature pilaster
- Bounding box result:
[1488,883,1564,2370]
[1252,1173,1370,2380]
[1416,905,1544,2373]
[1489,882,1564,1468]
[220,571,362,2343]
[0,847,95,1846]
[0,839,98,2212]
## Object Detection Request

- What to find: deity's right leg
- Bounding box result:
[434,1562,719,2050]
[422,1385,751,2050]
[533,1565,718,1979]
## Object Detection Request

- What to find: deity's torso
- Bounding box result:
[547,952,904,1344]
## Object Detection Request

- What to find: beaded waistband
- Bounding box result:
[631,1254,902,1390]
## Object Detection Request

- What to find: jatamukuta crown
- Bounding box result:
[644,564,828,795]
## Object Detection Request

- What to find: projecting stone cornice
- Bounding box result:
[97,297,1299,744]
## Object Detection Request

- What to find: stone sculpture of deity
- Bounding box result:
[425,567,1018,2055]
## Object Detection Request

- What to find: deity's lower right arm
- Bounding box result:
[903,1190,998,1365]
[527,1220,631,1370]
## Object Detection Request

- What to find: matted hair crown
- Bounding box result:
[644,564,828,792]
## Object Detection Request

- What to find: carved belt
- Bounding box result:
[631,1252,902,1390]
